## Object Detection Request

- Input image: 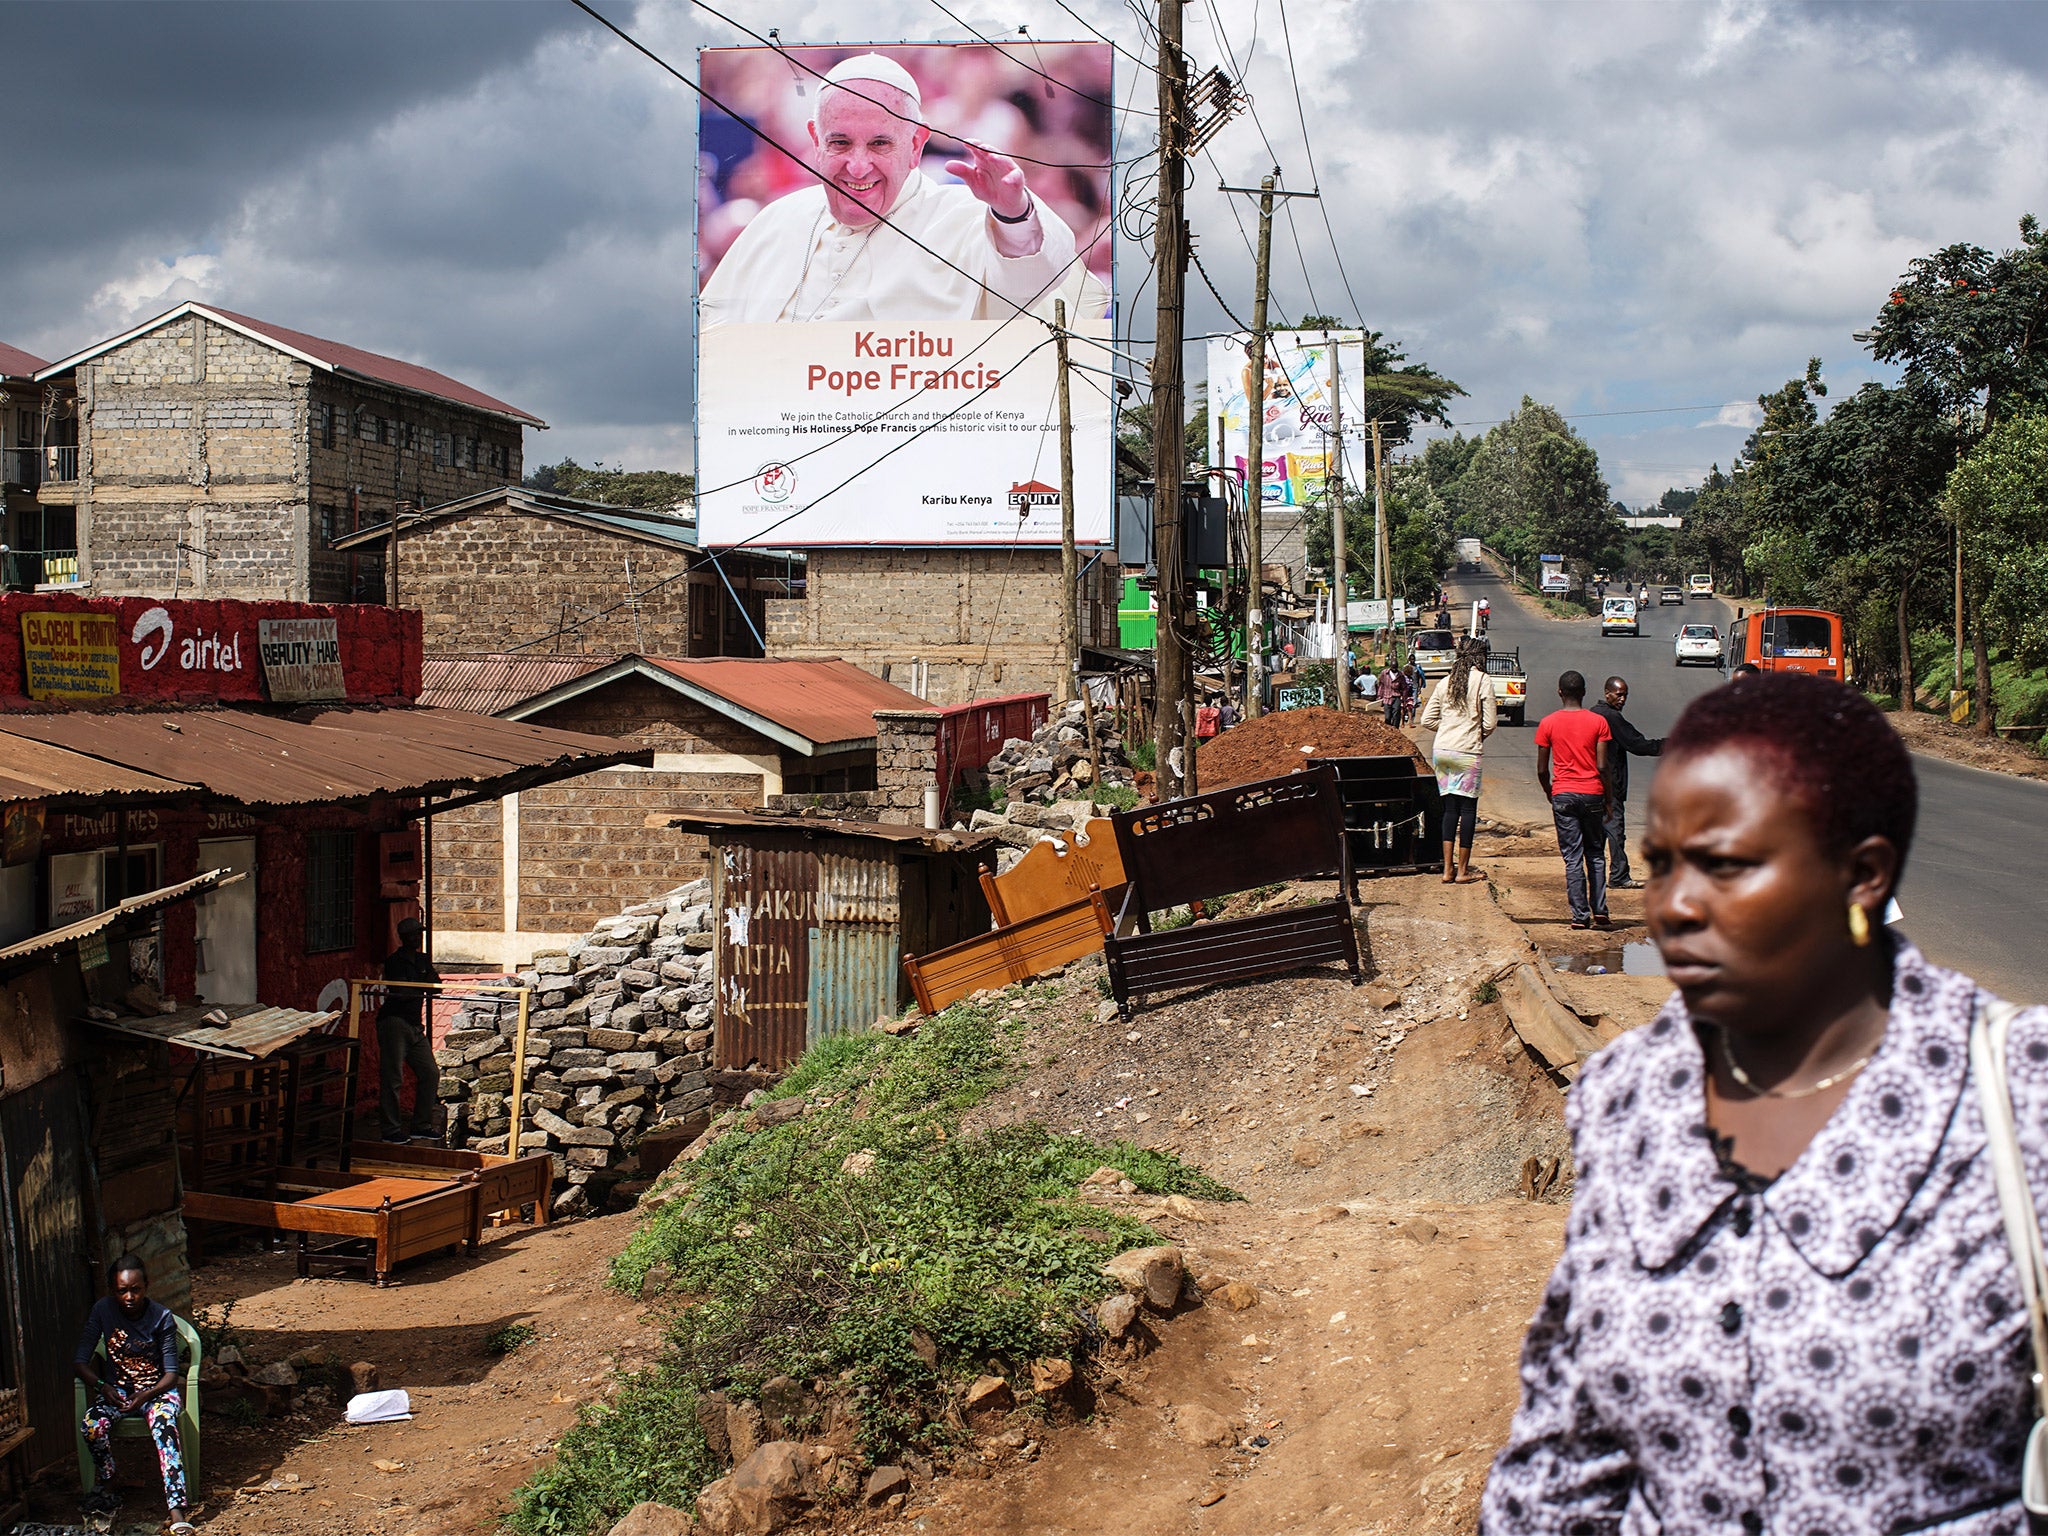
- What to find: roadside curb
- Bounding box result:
[1499,961,1604,1083]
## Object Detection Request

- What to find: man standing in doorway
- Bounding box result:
[377,917,442,1144]
[1534,670,1613,929]
[1591,675,1663,889]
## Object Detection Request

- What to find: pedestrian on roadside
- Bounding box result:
[1379,660,1405,727]
[1402,660,1424,724]
[1484,672,2048,1536]
[1533,670,1613,929]
[1591,675,1664,889]
[1419,637,1497,884]
[376,916,443,1144]
[75,1255,194,1533]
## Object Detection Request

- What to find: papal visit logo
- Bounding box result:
[754,463,795,504]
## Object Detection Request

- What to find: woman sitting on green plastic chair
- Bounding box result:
[74,1254,193,1533]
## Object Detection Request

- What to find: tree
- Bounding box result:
[525,458,694,510]
[1946,413,2048,671]
[1751,382,1956,707]
[1449,399,1614,569]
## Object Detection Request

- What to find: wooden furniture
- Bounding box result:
[347,1140,552,1227]
[74,1314,202,1496]
[279,1035,359,1170]
[1327,755,1443,887]
[183,1170,480,1287]
[979,818,1127,925]
[903,888,1115,1015]
[1101,765,1361,1017]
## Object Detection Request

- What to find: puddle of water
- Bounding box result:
[1550,942,1666,977]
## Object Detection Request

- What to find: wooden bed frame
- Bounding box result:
[183,1171,481,1287]
[902,887,1115,1015]
[1101,765,1361,1017]
[978,818,1128,925]
[347,1140,553,1228]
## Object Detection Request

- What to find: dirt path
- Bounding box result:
[19,1214,655,1536]
[1888,705,2048,783]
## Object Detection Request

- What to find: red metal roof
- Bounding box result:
[0,731,192,806]
[646,658,934,749]
[0,341,48,379]
[36,304,543,427]
[0,706,645,807]
[420,653,619,716]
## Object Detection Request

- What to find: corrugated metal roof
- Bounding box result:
[84,1000,340,1060]
[647,658,934,750]
[329,488,697,553]
[36,303,543,426]
[0,340,49,379]
[0,868,242,969]
[0,733,193,806]
[420,654,618,715]
[649,806,991,853]
[0,706,647,807]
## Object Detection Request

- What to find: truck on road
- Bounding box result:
[1484,645,1529,725]
[1455,537,1482,570]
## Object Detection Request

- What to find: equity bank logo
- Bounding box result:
[1007,479,1060,513]
[754,463,795,504]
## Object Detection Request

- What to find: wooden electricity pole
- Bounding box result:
[1326,339,1349,710]
[1151,0,1193,797]
[1243,175,1275,718]
[1370,416,1389,602]
[1055,298,1078,705]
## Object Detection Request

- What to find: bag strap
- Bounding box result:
[1970,994,2048,1419]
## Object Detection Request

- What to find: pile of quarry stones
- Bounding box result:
[977,698,1136,807]
[435,876,769,1217]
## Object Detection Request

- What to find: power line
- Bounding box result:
[1274,0,1365,325]
[923,0,1155,115]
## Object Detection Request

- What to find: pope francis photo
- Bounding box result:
[699,54,1104,327]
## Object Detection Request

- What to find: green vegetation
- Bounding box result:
[509,997,1236,1534]
[485,1322,537,1356]
[1126,737,1157,773]
[1474,979,1500,1006]
[524,458,694,511]
[217,1397,265,1429]
[1088,784,1141,812]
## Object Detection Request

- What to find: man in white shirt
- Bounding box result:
[700,54,1101,326]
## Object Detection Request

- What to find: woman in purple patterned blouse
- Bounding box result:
[1484,673,2046,1536]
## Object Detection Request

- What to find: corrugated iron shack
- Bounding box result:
[650,810,994,1070]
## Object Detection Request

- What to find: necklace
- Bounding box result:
[1715,1027,1878,1100]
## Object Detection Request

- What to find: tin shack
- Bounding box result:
[651,810,994,1070]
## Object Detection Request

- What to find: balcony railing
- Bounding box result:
[0,549,79,589]
[2,445,77,487]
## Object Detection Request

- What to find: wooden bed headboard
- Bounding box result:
[1108,764,1348,910]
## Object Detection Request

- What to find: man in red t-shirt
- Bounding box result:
[1533,670,1613,927]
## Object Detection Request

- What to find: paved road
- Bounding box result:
[1442,566,2048,1003]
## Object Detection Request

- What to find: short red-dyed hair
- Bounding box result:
[1663,672,1918,870]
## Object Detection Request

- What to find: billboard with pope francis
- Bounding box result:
[695,43,1115,547]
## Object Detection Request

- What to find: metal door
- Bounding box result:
[810,848,900,1046]
[0,1071,97,1474]
[195,836,258,1003]
[714,840,817,1070]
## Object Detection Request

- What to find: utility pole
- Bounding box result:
[1326,337,1349,710]
[1369,417,1386,601]
[1243,174,1275,718]
[1055,299,1078,705]
[1151,0,1192,797]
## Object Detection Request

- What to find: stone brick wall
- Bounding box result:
[431,799,504,931]
[515,770,747,929]
[78,315,312,596]
[764,547,1119,706]
[70,310,531,602]
[307,376,522,603]
[871,708,941,824]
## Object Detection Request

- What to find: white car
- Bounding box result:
[1602,597,1639,637]
[1674,623,1722,666]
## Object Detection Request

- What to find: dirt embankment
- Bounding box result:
[1199,708,1426,789]
[1887,705,2048,783]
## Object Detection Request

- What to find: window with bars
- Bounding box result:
[434,434,451,468]
[303,831,356,953]
[356,408,378,442]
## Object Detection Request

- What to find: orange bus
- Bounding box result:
[1726,607,1848,680]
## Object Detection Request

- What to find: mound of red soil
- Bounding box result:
[1197,705,1427,789]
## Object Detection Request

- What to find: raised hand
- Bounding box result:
[942,141,1032,221]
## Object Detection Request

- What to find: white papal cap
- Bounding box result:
[819,53,925,123]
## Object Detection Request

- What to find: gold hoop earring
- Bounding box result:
[1847,902,1872,948]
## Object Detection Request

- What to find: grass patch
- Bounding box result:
[510,1000,1235,1534]
[1474,979,1499,1006]
[1126,737,1157,772]
[485,1322,536,1356]
[1088,784,1141,812]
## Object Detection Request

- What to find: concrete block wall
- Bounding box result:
[432,799,504,929]
[764,547,1119,706]
[871,708,941,824]
[77,315,314,597]
[515,771,744,929]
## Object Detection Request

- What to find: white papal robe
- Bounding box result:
[699,170,1103,327]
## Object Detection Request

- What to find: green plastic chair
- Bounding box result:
[73,1312,202,1499]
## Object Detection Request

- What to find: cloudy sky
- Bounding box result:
[11,0,2043,506]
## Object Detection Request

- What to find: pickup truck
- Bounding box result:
[1485,646,1529,725]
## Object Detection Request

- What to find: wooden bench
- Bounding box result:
[1101,765,1360,1017]
[348,1140,553,1226]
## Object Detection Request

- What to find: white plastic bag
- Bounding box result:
[345,1388,412,1424]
